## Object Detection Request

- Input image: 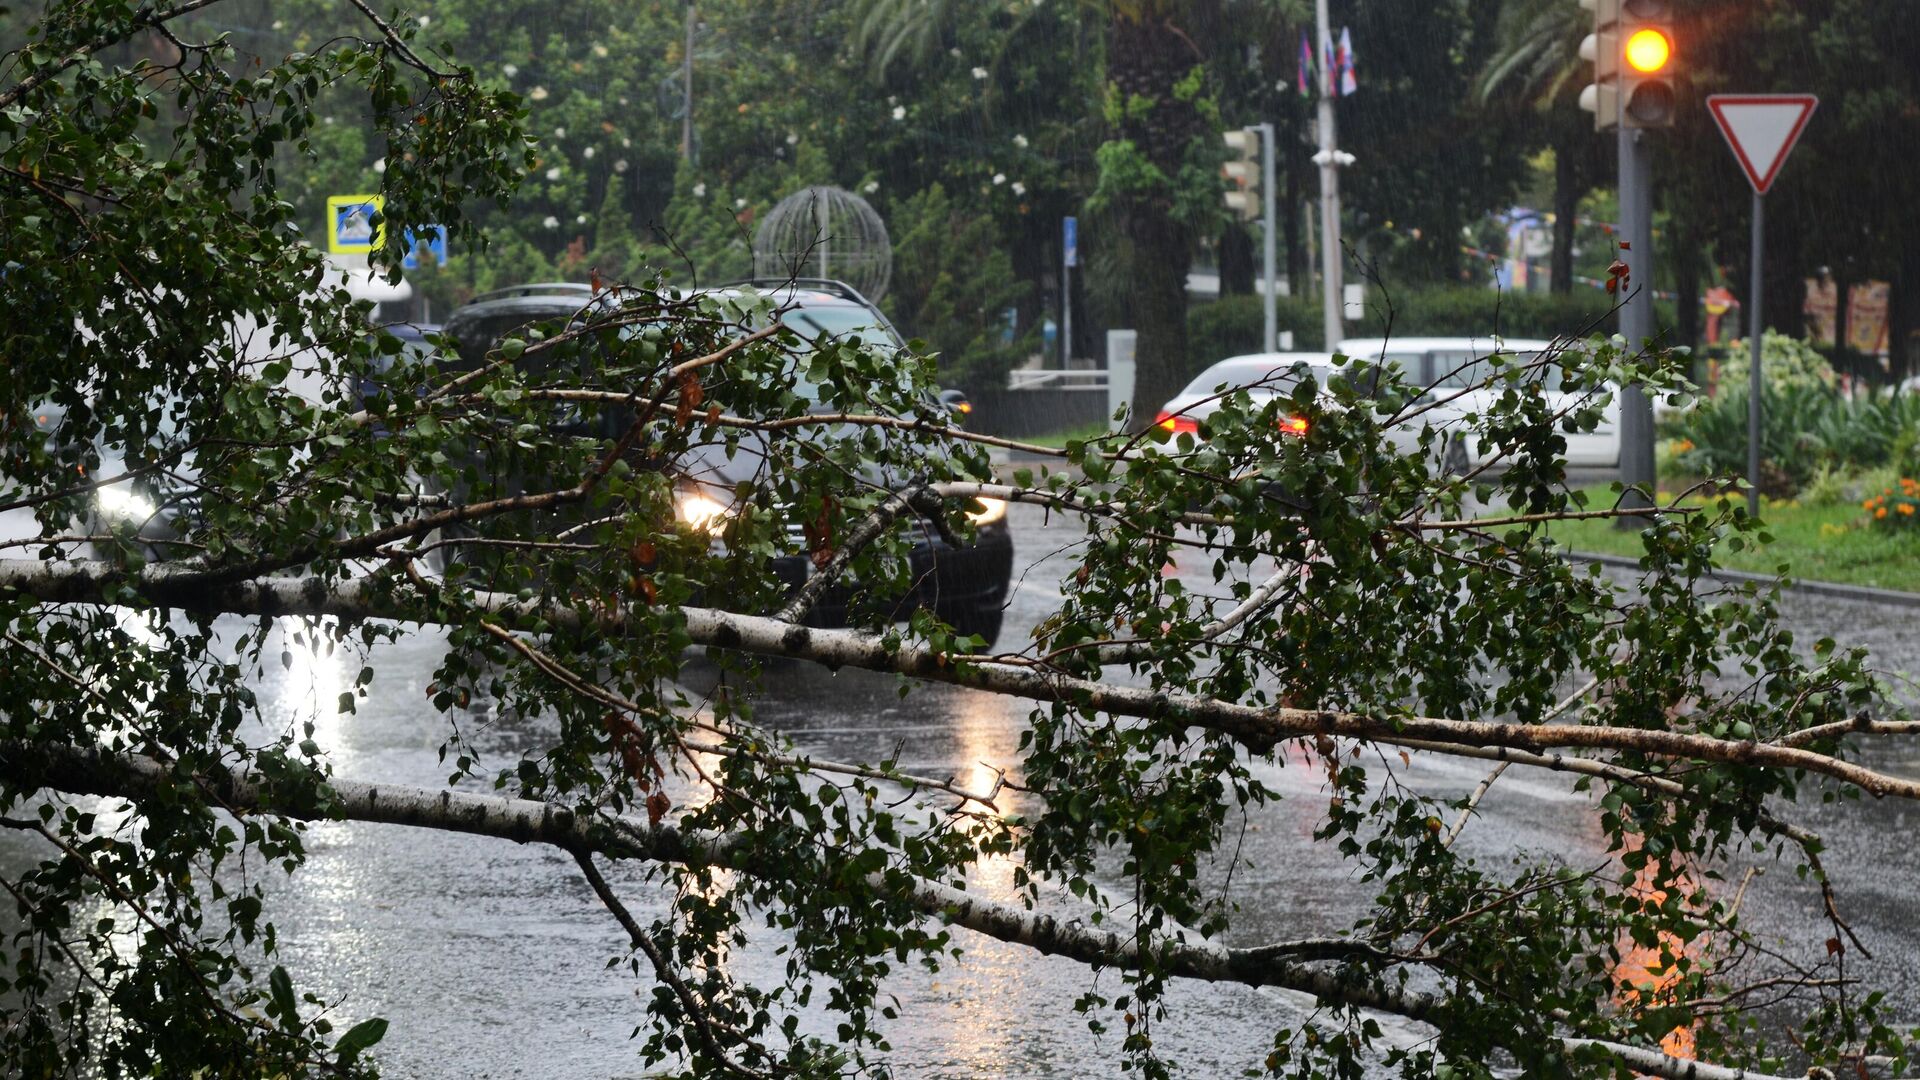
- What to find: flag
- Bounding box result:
[1325,37,1337,96]
[1339,27,1358,96]
[1297,32,1312,97]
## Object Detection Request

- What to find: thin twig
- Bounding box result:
[569,850,771,1080]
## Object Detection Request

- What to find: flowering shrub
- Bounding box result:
[1862,477,1920,529]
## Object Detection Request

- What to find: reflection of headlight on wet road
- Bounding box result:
[965,497,1008,526]
[96,485,157,523]
[674,490,731,533]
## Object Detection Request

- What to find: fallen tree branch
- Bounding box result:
[0,740,1806,1080]
[1442,676,1599,848]
[774,484,941,624]
[502,396,1075,459]
[4,559,1918,800]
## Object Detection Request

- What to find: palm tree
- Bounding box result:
[1478,0,1603,295]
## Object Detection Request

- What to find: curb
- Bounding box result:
[1568,550,1920,610]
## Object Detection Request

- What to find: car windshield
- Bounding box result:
[775,303,907,402]
[779,304,891,344]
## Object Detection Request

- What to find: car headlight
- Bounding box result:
[96,485,158,524]
[965,496,1008,526]
[674,490,731,533]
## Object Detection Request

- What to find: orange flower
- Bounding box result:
[1902,504,1916,517]
[1876,507,1890,519]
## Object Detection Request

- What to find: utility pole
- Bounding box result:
[1616,124,1656,514]
[681,3,696,165]
[1313,0,1343,353]
[1580,0,1677,518]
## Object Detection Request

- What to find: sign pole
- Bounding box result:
[1705,93,1817,518]
[1747,192,1764,518]
[1062,216,1077,368]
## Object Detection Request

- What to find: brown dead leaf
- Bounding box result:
[674,372,704,428]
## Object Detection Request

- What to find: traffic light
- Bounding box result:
[1221,129,1260,221]
[1579,0,1676,131]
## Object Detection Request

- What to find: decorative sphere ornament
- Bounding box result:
[753,186,891,302]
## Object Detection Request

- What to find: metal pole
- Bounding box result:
[1314,0,1342,352]
[1616,125,1656,515]
[681,4,695,164]
[1062,240,1073,367]
[1747,192,1764,519]
[1259,121,1278,354]
[815,192,830,280]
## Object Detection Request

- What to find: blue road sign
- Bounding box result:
[1063,216,1078,268]
[402,226,449,270]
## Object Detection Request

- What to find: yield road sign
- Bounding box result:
[1707,94,1817,195]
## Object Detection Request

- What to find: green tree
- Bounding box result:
[1477,0,1609,296]
[0,1,527,1071]
[886,182,1031,392]
[1335,1,1529,287]
[851,0,1246,424]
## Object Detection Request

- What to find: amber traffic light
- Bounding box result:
[1578,0,1677,130]
[1624,28,1671,73]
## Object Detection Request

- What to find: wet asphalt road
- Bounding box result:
[3,497,1918,1078]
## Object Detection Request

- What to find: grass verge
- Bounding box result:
[1530,487,1920,593]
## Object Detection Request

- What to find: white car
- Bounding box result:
[1337,336,1620,471]
[1154,351,1428,458]
[1155,352,1333,438]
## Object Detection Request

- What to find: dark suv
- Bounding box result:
[433,279,1014,646]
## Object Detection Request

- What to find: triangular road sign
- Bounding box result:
[1707,94,1818,195]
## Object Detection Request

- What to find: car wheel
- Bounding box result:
[943,601,1005,652]
[1441,435,1471,476]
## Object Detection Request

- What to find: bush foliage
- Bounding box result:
[1671,383,1920,494]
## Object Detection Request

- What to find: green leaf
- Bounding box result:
[335,1017,389,1064]
[270,965,299,1030]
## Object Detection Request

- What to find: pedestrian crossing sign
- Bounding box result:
[327,194,384,254]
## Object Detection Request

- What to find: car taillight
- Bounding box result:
[1277,414,1309,437]
[1155,410,1200,437]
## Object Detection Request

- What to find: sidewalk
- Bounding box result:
[1568,549,1920,610]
